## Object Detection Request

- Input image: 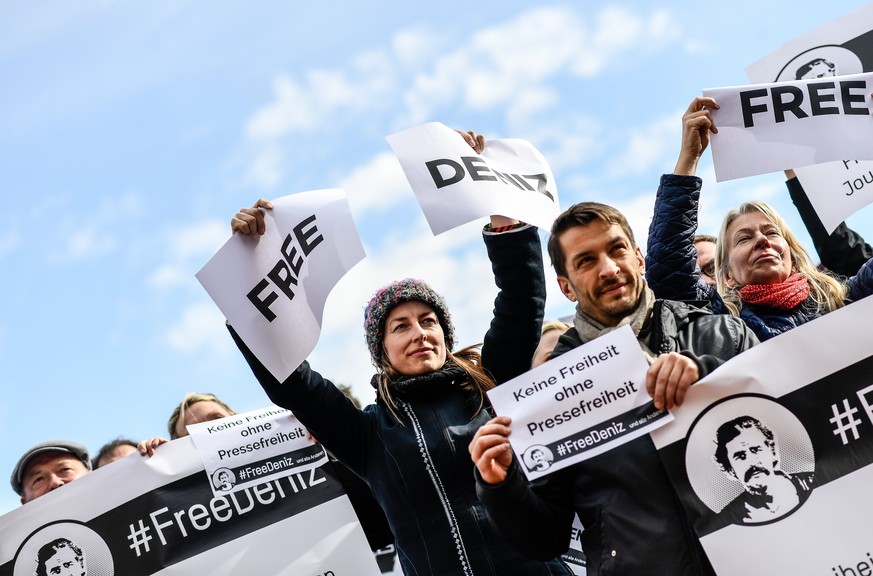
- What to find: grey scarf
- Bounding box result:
[573,284,658,364]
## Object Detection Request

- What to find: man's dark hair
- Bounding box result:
[35,538,84,576]
[794,57,835,80]
[92,437,138,469]
[713,415,775,474]
[547,202,637,277]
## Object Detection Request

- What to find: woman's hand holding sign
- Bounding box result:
[232,198,274,235]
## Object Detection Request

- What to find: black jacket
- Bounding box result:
[786,176,873,277]
[476,299,758,576]
[232,226,570,576]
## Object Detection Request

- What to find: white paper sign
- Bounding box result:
[186,405,328,497]
[487,326,672,481]
[0,438,380,576]
[746,3,873,232]
[196,189,365,381]
[562,514,588,575]
[651,295,873,576]
[386,122,559,234]
[704,72,873,182]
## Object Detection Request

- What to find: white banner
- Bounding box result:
[0,438,380,576]
[487,326,672,481]
[196,189,365,382]
[651,295,873,576]
[705,72,873,182]
[746,2,873,233]
[186,406,328,497]
[386,122,559,234]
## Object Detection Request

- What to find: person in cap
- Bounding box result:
[12,440,92,504]
[227,132,571,576]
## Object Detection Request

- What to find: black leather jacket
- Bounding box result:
[477,299,758,576]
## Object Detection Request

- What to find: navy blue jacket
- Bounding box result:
[646,174,873,341]
[232,226,570,576]
[476,299,758,576]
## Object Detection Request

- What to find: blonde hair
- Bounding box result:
[375,345,494,423]
[715,201,846,316]
[168,392,237,439]
[541,320,571,336]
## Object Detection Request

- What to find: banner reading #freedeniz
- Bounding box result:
[487,326,672,481]
[651,296,873,576]
[0,438,380,576]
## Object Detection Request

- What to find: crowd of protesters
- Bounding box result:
[10,114,872,576]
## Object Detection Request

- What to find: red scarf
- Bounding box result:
[738,273,809,310]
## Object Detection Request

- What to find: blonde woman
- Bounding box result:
[646,96,873,341]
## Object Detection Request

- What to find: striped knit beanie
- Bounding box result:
[364,279,455,367]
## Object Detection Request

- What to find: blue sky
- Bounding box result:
[3,0,872,514]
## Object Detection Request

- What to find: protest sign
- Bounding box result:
[746,3,873,233]
[704,71,873,182]
[186,405,328,497]
[0,437,380,576]
[196,189,365,382]
[487,326,672,481]
[385,122,559,234]
[651,295,873,576]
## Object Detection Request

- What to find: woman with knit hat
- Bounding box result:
[228,139,570,575]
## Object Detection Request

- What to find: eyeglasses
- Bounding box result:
[700,260,716,280]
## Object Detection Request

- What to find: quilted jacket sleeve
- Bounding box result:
[645,174,711,302]
[845,257,873,303]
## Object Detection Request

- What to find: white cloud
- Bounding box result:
[245,146,283,189]
[148,219,228,289]
[392,26,445,68]
[243,49,400,189]
[47,191,146,263]
[506,88,558,127]
[403,6,678,125]
[174,220,229,259]
[166,300,232,354]
[340,152,411,215]
[513,114,603,174]
[607,112,679,178]
[66,227,117,260]
[148,264,192,289]
[241,5,680,189]
[614,192,658,253]
[0,230,21,259]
